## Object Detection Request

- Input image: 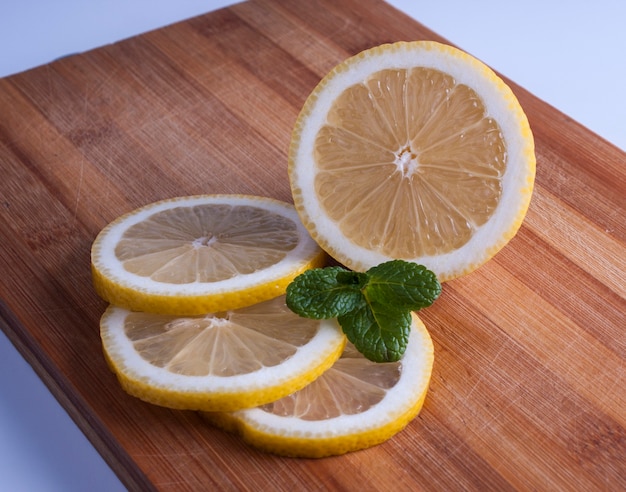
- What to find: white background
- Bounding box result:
[1,1,624,491]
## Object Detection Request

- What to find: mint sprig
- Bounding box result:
[286,260,441,363]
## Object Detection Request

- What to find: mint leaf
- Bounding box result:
[286,266,363,319]
[286,260,440,363]
[366,260,441,311]
[338,299,411,363]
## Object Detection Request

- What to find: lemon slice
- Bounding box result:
[100,296,346,411]
[91,195,326,315]
[289,41,535,281]
[202,313,433,457]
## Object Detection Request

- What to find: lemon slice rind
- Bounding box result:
[91,195,326,315]
[101,303,346,412]
[289,41,535,280]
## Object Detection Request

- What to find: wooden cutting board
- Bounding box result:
[1,0,624,490]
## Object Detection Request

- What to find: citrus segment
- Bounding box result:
[91,195,326,315]
[202,313,433,457]
[100,296,346,411]
[289,41,535,281]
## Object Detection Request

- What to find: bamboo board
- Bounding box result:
[0,0,624,490]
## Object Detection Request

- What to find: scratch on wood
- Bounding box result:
[71,156,85,231]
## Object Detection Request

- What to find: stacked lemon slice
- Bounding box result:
[93,195,345,411]
[92,41,534,458]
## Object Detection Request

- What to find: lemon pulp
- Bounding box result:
[314,67,506,258]
[117,203,301,283]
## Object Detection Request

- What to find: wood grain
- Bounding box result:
[1,0,624,490]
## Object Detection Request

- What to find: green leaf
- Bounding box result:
[366,260,441,311]
[286,266,363,319]
[286,261,440,363]
[338,299,411,363]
